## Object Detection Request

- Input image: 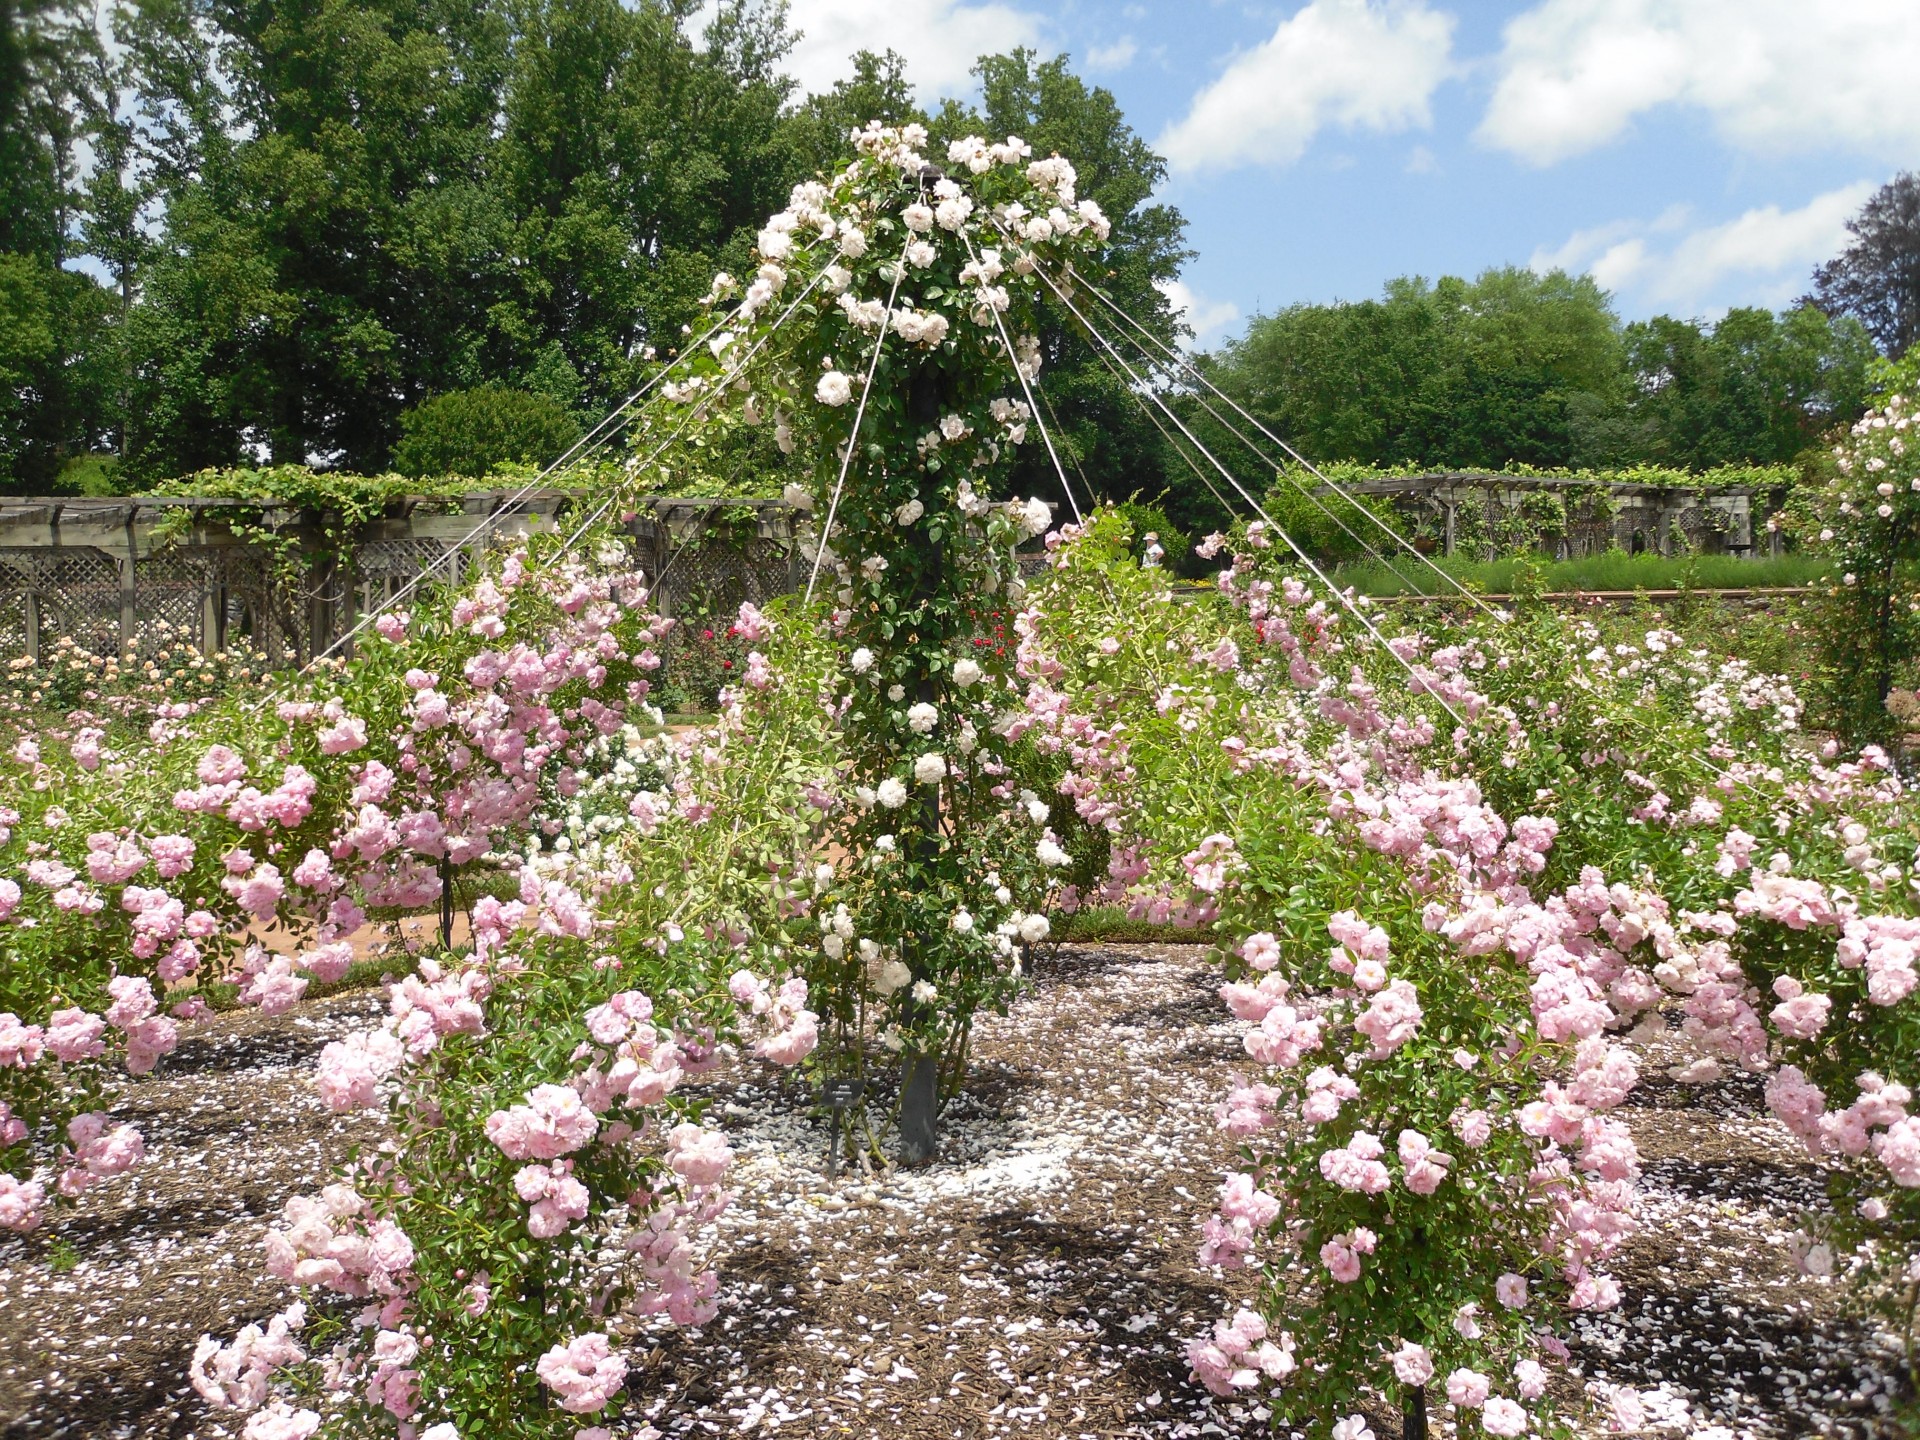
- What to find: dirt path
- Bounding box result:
[0,944,1902,1438]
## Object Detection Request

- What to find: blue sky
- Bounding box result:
[771,0,1920,346]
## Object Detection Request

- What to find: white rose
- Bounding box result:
[952,910,974,933]
[902,202,934,233]
[914,753,947,785]
[839,226,868,259]
[1018,913,1051,944]
[876,959,912,995]
[816,370,853,407]
[822,933,845,959]
[907,702,938,733]
[911,980,939,1004]
[952,657,984,688]
[895,498,924,526]
[782,482,815,510]
[1036,837,1070,867]
[886,683,905,701]
[876,777,908,809]
[850,647,874,673]
[1026,798,1049,824]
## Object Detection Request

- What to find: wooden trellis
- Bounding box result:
[0,494,803,666]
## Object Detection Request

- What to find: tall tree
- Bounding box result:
[120,0,517,473]
[1622,305,1875,468]
[490,0,799,412]
[780,47,919,179]
[1196,267,1629,482]
[0,0,118,489]
[1809,173,1920,359]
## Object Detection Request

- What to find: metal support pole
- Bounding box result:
[438,855,456,950]
[1404,1385,1429,1440]
[896,318,950,1169]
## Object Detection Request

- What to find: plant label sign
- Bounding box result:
[820,1078,864,1110]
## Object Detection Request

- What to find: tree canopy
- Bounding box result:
[1179,268,1875,529]
[0,1,1186,495]
[0,0,1893,514]
[1809,172,1920,360]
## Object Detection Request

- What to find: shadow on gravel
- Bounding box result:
[635,1239,826,1406]
[966,1211,1223,1402]
[1641,1154,1827,1210]
[1624,1070,1768,1118]
[43,1188,279,1251]
[946,1061,1044,1124]
[1107,968,1228,1034]
[1027,942,1212,989]
[1567,1279,1906,1437]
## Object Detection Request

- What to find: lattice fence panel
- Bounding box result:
[1567,500,1615,559]
[1,547,124,657]
[656,534,794,619]
[214,548,301,665]
[0,552,30,656]
[133,553,212,655]
[1676,505,1731,555]
[356,538,460,615]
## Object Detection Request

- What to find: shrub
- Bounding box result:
[391,386,580,479]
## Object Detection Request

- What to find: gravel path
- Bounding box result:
[0,943,1903,1438]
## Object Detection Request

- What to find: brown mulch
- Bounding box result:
[0,944,1905,1438]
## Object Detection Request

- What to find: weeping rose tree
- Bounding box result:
[1013,516,1659,1437]
[0,520,836,1437]
[0,542,673,1236]
[659,121,1113,1160]
[185,539,837,1440]
[1424,410,1920,1401]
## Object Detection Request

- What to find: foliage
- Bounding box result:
[659,121,1117,1119]
[1793,384,1920,743]
[14,120,1920,1440]
[929,49,1192,516]
[1113,499,1196,574]
[1809,172,1920,359]
[1257,467,1415,567]
[1194,267,1632,476]
[652,600,751,714]
[390,387,580,479]
[1021,514,1656,1435]
[1188,270,1872,529]
[1329,550,1828,599]
[1617,305,1877,470]
[5,0,1192,505]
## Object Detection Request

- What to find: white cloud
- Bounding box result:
[778,0,1048,101]
[1480,0,1920,166]
[1159,278,1242,347]
[1530,182,1879,312]
[1157,0,1456,175]
[1403,144,1439,175]
[1084,36,1138,72]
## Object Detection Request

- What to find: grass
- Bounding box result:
[1329,550,1828,598]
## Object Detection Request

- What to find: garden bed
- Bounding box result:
[0,943,1901,1439]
